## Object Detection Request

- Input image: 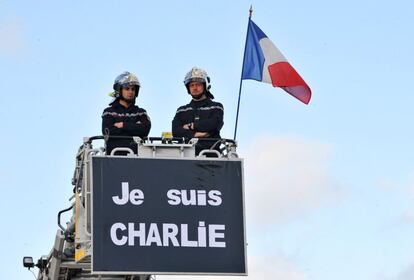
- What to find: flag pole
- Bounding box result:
[233,6,253,141]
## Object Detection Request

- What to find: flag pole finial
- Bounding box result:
[249,5,253,18]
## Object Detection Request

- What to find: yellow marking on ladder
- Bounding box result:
[75,248,85,261]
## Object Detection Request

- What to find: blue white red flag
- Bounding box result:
[242,19,311,104]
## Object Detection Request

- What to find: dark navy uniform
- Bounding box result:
[172,98,223,154]
[102,100,151,155]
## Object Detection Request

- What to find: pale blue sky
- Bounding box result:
[1,0,413,279]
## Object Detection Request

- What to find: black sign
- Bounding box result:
[92,157,246,275]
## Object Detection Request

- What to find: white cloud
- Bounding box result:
[380,263,414,280]
[408,173,414,196]
[244,255,308,280]
[395,264,414,280]
[377,170,414,225]
[0,16,26,57]
[243,136,341,226]
[156,255,308,280]
[405,175,414,223]
[398,209,414,224]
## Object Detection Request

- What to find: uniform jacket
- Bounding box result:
[172,98,223,154]
[102,100,151,155]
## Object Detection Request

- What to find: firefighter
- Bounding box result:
[172,67,224,155]
[102,71,151,155]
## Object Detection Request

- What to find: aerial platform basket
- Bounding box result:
[24,136,247,279]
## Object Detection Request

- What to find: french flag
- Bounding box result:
[241,19,312,105]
